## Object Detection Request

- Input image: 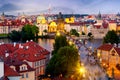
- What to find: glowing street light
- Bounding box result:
[79,66,85,74]
[69,41,73,46]
[56,31,60,36]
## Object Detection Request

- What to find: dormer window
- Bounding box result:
[20,64,27,71]
[111,50,116,56]
[10,65,16,71]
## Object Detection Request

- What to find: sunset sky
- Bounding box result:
[0,0,120,15]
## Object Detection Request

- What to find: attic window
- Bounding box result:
[111,50,115,56]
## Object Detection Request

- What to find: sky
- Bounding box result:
[0,0,120,15]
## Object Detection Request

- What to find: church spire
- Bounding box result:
[98,11,101,20]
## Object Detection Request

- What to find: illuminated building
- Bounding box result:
[48,21,57,32]
[36,15,48,36]
[97,44,120,78]
[57,12,65,32]
[65,16,75,23]
[109,20,117,31]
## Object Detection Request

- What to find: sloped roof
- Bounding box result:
[0,41,50,62]
[4,64,20,77]
[114,47,120,56]
[97,44,114,51]
[5,58,35,73]
[11,41,50,62]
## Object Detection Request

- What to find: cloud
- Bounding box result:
[0,3,20,12]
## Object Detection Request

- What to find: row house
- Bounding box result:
[0,17,34,34]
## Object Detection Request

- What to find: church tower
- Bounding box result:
[57,12,65,32]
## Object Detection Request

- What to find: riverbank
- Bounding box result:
[0,34,8,39]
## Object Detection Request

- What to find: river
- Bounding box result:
[0,38,103,52]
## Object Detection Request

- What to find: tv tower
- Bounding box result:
[48,4,51,15]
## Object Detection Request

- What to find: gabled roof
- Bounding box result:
[97,44,114,51]
[4,64,20,77]
[114,47,120,56]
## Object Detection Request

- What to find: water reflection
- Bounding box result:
[37,38,54,52]
[0,38,12,43]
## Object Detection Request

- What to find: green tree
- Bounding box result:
[52,35,69,55]
[70,29,79,37]
[103,30,119,45]
[45,46,80,77]
[8,30,21,42]
[21,24,39,41]
[81,31,85,35]
[87,32,92,37]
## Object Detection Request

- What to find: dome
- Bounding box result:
[37,15,46,24]
[49,21,57,27]
[37,15,45,21]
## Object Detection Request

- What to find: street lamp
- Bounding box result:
[56,31,60,36]
[69,41,73,46]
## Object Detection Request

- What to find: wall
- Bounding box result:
[8,76,20,80]
[0,61,4,78]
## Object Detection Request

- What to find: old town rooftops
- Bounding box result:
[0,41,50,62]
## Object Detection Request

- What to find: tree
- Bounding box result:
[87,32,92,37]
[45,46,80,77]
[70,29,79,37]
[8,30,21,42]
[81,31,85,35]
[103,30,119,45]
[21,24,39,41]
[52,35,69,55]
[8,24,39,42]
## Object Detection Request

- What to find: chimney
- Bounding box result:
[5,53,9,57]
[26,46,29,49]
[114,43,117,47]
[26,40,29,43]
[19,44,21,48]
[13,42,16,47]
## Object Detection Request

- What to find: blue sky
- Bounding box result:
[0,0,120,15]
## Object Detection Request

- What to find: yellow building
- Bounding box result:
[65,16,75,23]
[48,21,57,32]
[109,22,117,31]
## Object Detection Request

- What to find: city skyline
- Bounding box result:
[0,0,120,15]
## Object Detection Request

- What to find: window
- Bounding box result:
[21,74,24,78]
[26,73,28,78]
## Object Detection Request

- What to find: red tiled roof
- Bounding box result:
[109,20,116,23]
[102,22,108,28]
[114,47,120,56]
[12,41,50,62]
[0,41,50,62]
[94,25,101,29]
[5,58,35,73]
[97,44,114,51]
[69,22,83,26]
[4,64,20,77]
